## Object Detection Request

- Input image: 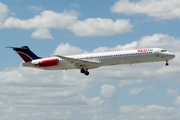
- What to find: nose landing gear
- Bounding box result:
[166,60,169,66]
[80,68,89,76]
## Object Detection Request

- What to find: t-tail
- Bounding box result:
[6,46,41,62]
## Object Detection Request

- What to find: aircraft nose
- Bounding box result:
[168,53,175,59]
[172,54,175,59]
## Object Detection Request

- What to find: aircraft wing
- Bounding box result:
[54,55,101,69]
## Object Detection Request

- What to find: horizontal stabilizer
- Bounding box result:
[5,46,28,49]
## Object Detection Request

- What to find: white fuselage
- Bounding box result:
[22,48,175,70]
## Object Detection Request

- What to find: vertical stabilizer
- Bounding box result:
[6,46,41,62]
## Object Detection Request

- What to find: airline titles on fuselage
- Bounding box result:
[138,49,153,52]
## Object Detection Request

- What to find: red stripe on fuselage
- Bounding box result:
[18,53,32,62]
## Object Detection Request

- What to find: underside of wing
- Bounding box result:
[54,55,101,69]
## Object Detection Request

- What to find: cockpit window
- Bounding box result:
[161,49,167,52]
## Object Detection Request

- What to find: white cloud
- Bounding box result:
[147,86,155,90]
[92,114,116,120]
[0,66,109,119]
[166,89,179,96]
[92,114,104,120]
[111,0,180,20]
[100,84,117,99]
[118,79,143,87]
[128,87,145,96]
[28,5,43,13]
[69,18,133,36]
[128,87,154,96]
[2,9,133,37]
[0,2,8,25]
[31,28,53,39]
[53,43,82,55]
[119,105,180,120]
[70,3,79,8]
[174,96,180,105]
[3,10,78,29]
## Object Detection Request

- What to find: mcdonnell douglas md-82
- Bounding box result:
[6,46,175,76]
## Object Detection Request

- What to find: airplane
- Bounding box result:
[6,46,175,76]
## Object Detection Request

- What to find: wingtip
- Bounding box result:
[5,46,11,48]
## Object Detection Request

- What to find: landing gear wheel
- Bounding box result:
[81,68,85,73]
[80,68,89,76]
[85,71,89,76]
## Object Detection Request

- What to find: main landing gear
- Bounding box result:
[166,60,169,66]
[81,68,89,76]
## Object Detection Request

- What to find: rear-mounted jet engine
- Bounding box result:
[38,58,59,67]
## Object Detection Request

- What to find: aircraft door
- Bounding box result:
[155,51,159,57]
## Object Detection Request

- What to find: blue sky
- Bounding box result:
[1,0,180,120]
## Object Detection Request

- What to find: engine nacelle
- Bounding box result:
[38,58,59,67]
